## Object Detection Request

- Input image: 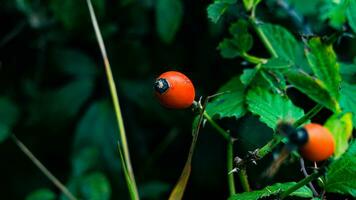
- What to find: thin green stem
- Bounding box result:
[86,0,139,199]
[293,104,324,128]
[241,52,267,64]
[203,111,231,141]
[238,168,251,192]
[280,170,324,199]
[257,135,283,158]
[11,135,78,200]
[227,141,236,195]
[248,18,278,58]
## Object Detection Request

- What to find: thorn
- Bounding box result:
[228,168,239,175]
[234,156,243,164]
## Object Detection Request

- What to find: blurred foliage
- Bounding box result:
[0,0,355,199]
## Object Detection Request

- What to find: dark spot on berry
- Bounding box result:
[154,78,169,94]
[289,128,309,147]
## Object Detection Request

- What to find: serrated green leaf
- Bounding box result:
[324,113,353,158]
[306,37,341,100]
[228,182,313,200]
[218,38,240,58]
[321,0,348,29]
[26,188,56,200]
[218,19,253,58]
[207,0,236,23]
[206,76,246,119]
[207,2,227,23]
[246,87,304,129]
[229,20,249,35]
[240,68,258,86]
[325,141,356,197]
[340,82,356,128]
[262,57,293,70]
[80,172,111,200]
[156,0,183,43]
[259,23,306,67]
[286,69,339,111]
[346,0,356,33]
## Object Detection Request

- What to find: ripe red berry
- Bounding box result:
[300,123,335,162]
[154,71,195,109]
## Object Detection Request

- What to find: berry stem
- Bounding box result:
[293,104,324,128]
[227,140,236,195]
[203,111,231,141]
[238,168,251,192]
[256,103,324,160]
[241,52,268,64]
[280,169,324,199]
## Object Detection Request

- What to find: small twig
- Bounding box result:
[11,135,77,200]
[300,158,319,196]
[86,0,139,199]
[227,141,236,195]
[238,168,251,192]
[280,169,325,199]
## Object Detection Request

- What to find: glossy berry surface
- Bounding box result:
[154,71,195,109]
[300,123,335,162]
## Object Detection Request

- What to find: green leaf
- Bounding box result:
[156,0,183,43]
[262,57,293,70]
[259,23,306,67]
[28,78,94,125]
[240,68,258,86]
[242,0,261,11]
[340,62,356,84]
[74,101,121,174]
[218,38,240,58]
[347,0,356,33]
[72,147,100,177]
[286,69,339,111]
[218,20,253,58]
[50,0,105,30]
[50,49,98,78]
[246,87,304,129]
[0,124,10,143]
[26,188,56,200]
[207,0,237,23]
[321,0,348,29]
[325,141,356,197]
[340,82,356,128]
[0,97,19,143]
[306,37,341,100]
[228,182,313,200]
[324,113,353,158]
[80,172,111,200]
[0,97,20,127]
[206,76,246,119]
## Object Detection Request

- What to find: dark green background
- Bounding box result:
[0,0,355,199]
